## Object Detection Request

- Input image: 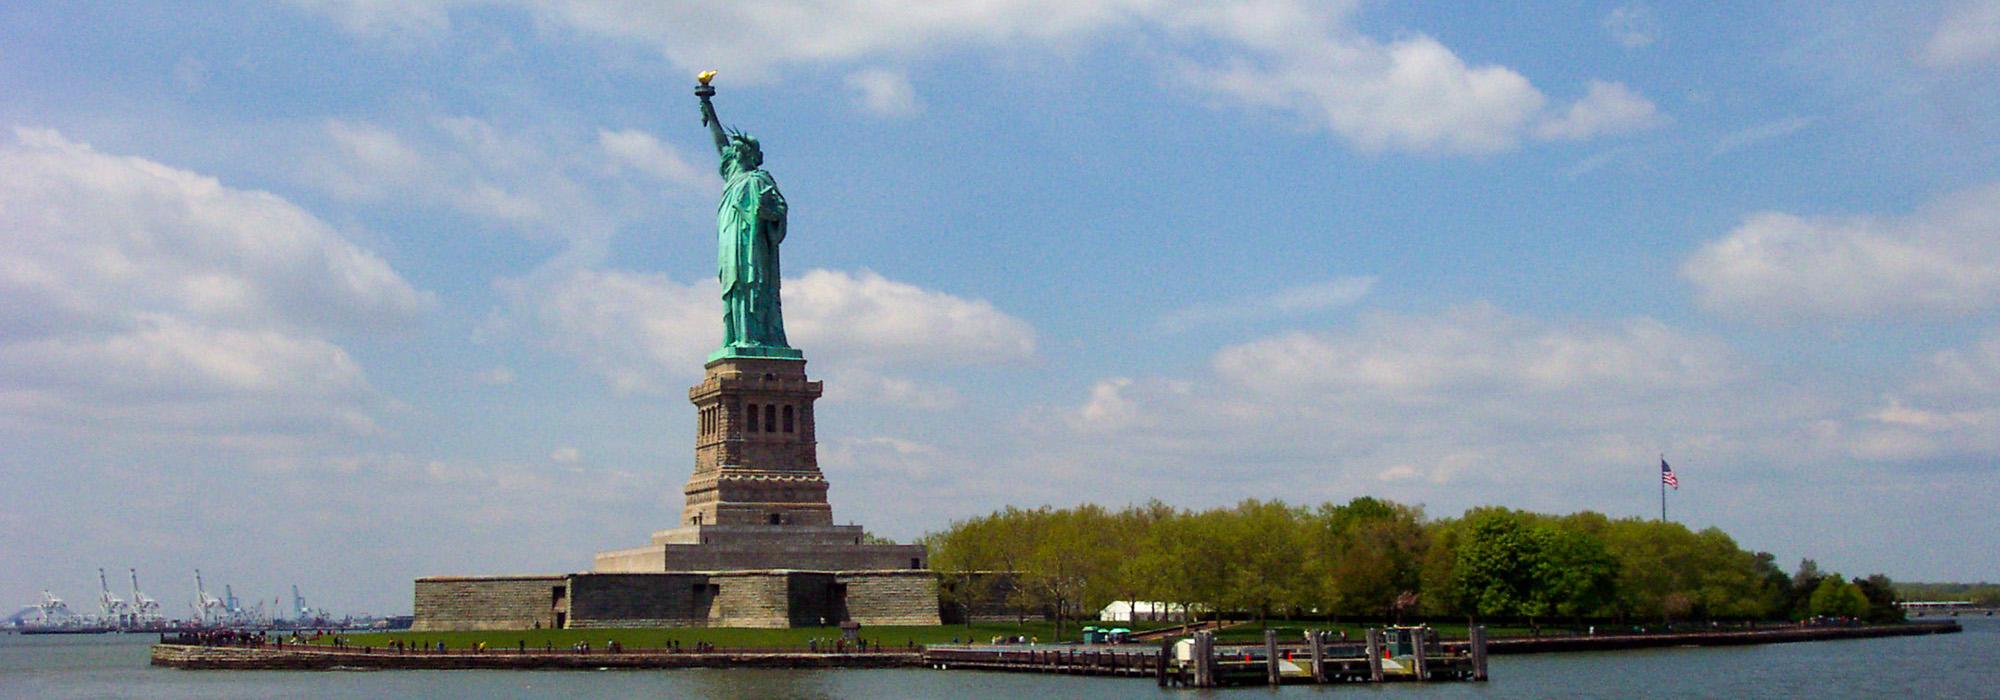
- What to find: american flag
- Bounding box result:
[1661,459,1679,489]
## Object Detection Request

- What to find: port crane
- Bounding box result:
[190,569,225,624]
[128,569,162,624]
[38,590,74,624]
[96,568,129,622]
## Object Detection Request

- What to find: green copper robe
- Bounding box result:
[716,145,792,354]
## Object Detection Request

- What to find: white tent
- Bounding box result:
[1098,600,1194,622]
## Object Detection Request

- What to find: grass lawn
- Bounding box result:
[1208,619,1538,643]
[306,620,1178,651]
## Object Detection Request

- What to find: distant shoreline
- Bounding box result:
[1479,619,1960,655]
[150,620,1960,671]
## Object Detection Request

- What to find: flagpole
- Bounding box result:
[1659,453,1667,522]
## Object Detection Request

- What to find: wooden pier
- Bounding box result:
[921,625,1488,688]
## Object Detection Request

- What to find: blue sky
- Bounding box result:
[3,1,1998,615]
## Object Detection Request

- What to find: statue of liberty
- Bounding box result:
[696,72,801,361]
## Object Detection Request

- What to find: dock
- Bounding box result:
[924,625,1489,688]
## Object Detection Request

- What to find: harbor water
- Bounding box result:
[4,617,1996,698]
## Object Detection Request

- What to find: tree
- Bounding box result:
[1807,576,1869,619]
[1305,498,1430,618]
[1852,574,1904,623]
[1451,509,1616,628]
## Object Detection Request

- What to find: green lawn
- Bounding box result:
[1208,619,1537,643]
[303,619,1566,651]
[307,620,1177,651]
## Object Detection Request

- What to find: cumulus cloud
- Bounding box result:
[296,0,1662,155]
[1842,331,2000,462]
[311,118,711,266]
[0,128,426,444]
[785,269,1037,367]
[520,269,714,394]
[845,68,923,117]
[1534,80,1665,141]
[597,128,709,185]
[1187,31,1550,154]
[1682,184,2000,322]
[1210,304,1738,398]
[1921,0,2000,68]
[1048,304,1776,512]
[518,267,1035,394]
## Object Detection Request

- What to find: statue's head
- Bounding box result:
[725,131,763,168]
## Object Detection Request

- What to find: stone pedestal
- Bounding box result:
[682,357,829,528]
[593,355,930,576]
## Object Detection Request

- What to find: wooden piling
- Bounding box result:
[1365,628,1383,682]
[1470,624,1489,681]
[1264,629,1280,686]
[1156,638,1169,687]
[1308,630,1326,683]
[1412,629,1429,681]
[1191,631,1213,688]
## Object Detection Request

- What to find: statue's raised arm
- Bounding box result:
[695,70,727,158]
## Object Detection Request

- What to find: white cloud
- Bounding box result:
[311,118,709,266]
[1041,304,1778,514]
[0,128,425,444]
[1842,331,2000,462]
[1159,277,1373,333]
[297,0,1660,155]
[597,128,709,185]
[1210,304,1737,398]
[1602,4,1659,49]
[518,267,1035,394]
[1709,116,1818,158]
[1682,184,2000,322]
[845,68,923,117]
[2,128,429,335]
[520,269,714,394]
[820,369,962,409]
[1189,32,1549,154]
[1914,333,2000,396]
[1535,80,1665,141]
[1921,0,2000,68]
[785,269,1038,367]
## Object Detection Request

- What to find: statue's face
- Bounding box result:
[728,137,763,168]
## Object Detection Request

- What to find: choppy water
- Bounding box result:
[4,617,1996,698]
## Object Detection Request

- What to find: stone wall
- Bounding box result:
[565,573,711,628]
[664,541,928,572]
[412,576,565,631]
[414,569,947,630]
[842,571,943,626]
[592,546,666,573]
[706,572,795,628]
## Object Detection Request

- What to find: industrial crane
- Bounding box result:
[96,568,129,622]
[190,569,224,624]
[128,569,162,624]
[38,590,73,624]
